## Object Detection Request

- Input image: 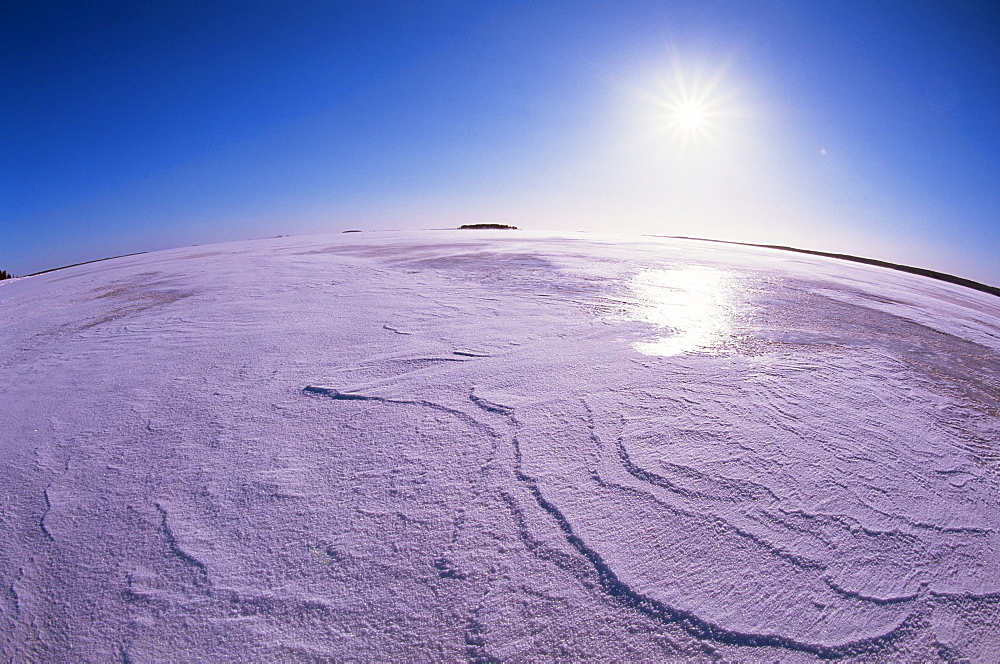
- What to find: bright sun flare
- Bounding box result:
[640,58,736,148]
[671,100,711,135]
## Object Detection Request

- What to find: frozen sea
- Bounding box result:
[1,230,999,661]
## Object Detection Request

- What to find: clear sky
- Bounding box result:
[4,1,999,284]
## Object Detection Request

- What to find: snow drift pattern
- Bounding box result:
[1,231,999,661]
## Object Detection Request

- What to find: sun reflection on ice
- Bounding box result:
[629,266,736,356]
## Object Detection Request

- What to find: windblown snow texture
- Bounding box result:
[1,231,999,661]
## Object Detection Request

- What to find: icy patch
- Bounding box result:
[629,267,738,356]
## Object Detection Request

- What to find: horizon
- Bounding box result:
[4,1,1000,284]
[8,228,1000,299]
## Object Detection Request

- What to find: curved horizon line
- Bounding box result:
[651,235,1000,298]
[13,232,1000,298]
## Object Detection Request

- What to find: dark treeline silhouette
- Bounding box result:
[658,236,1000,298]
[459,224,518,230]
[0,269,13,280]
[24,251,148,277]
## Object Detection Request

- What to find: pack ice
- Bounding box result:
[1,231,998,662]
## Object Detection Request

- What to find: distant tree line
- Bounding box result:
[459,224,518,230]
[0,269,12,281]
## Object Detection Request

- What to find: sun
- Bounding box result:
[670,100,712,137]
[661,69,726,144]
[637,57,736,148]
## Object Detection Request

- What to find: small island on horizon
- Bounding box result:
[459,223,518,230]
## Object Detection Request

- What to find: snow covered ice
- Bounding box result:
[1,230,999,661]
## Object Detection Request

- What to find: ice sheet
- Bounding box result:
[1,230,998,661]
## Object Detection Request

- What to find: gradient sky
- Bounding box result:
[4,1,999,284]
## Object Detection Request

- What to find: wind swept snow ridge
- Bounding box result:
[2,231,999,661]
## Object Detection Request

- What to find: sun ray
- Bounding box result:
[634,55,740,150]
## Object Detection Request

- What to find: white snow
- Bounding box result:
[1,230,998,661]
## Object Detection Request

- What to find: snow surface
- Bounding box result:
[1,230,999,661]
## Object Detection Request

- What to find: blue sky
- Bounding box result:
[3,1,999,284]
